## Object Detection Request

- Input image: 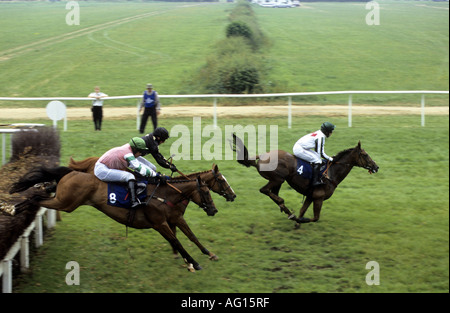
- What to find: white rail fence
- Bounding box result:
[0,90,448,129]
[0,207,56,293]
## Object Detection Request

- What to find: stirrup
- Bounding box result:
[131,199,142,208]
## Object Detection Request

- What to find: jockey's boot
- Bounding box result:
[128,180,141,208]
[312,163,324,187]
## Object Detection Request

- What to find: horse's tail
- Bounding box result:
[9,166,73,194]
[231,133,258,168]
[68,156,98,173]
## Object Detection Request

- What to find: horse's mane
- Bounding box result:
[333,148,355,162]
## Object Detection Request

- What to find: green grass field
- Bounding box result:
[1,114,448,293]
[0,0,448,294]
[0,0,448,106]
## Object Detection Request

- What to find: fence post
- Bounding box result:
[20,235,29,272]
[288,96,292,129]
[136,100,140,130]
[2,260,12,293]
[348,94,352,127]
[213,98,217,129]
[34,214,43,248]
[421,94,425,127]
[1,133,5,165]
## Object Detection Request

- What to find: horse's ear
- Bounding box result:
[212,163,218,173]
[357,141,361,149]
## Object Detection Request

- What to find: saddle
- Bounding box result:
[295,158,327,180]
[107,180,148,209]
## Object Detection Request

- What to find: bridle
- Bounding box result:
[195,179,214,210]
[322,149,374,186]
[210,169,233,197]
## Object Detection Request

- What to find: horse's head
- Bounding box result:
[210,164,236,202]
[193,176,218,216]
[353,141,379,174]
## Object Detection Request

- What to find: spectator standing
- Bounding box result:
[88,86,108,131]
[139,83,161,134]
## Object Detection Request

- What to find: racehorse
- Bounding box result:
[5,166,217,272]
[68,157,237,259]
[232,134,379,226]
[68,157,236,202]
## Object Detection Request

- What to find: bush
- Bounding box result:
[199,49,262,94]
[197,0,266,94]
[226,21,253,42]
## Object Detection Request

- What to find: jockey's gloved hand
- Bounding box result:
[169,163,178,173]
[156,173,168,185]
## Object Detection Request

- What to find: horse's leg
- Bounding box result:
[298,197,313,222]
[294,196,313,229]
[13,192,82,215]
[154,222,201,272]
[310,198,324,222]
[260,180,296,220]
[175,217,218,261]
[37,188,88,213]
[168,223,180,259]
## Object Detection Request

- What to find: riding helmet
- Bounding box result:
[321,122,335,134]
[153,127,170,141]
[129,137,150,153]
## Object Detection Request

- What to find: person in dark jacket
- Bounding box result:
[139,83,161,133]
[141,127,178,173]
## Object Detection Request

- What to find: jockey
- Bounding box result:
[141,127,178,174]
[94,137,167,208]
[293,122,335,187]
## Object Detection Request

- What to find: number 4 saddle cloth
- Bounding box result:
[107,181,148,209]
[295,158,327,180]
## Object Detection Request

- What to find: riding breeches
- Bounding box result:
[293,144,321,164]
[94,162,135,182]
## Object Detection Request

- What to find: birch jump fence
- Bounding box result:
[1,207,57,293]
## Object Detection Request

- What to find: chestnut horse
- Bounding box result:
[5,166,217,272]
[232,134,379,226]
[68,157,236,259]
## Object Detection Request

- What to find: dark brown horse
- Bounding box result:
[232,134,379,226]
[68,157,236,259]
[4,166,217,272]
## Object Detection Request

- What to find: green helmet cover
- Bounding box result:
[129,137,149,152]
[321,122,335,133]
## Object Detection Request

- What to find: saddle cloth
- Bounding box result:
[295,158,327,180]
[107,181,148,209]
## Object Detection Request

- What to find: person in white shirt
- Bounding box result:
[293,122,335,186]
[88,86,108,131]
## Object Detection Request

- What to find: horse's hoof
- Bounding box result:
[186,263,196,272]
[294,223,301,230]
[194,264,203,271]
[0,203,15,216]
[209,254,219,261]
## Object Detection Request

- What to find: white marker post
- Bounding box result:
[46,101,67,131]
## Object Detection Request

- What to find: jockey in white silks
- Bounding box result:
[293,122,335,186]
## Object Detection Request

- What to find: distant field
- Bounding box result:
[0,0,448,107]
[1,114,448,293]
